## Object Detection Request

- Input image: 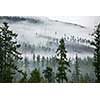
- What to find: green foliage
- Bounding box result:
[37,55,40,68]
[24,57,29,68]
[41,56,45,68]
[74,54,80,82]
[91,23,100,82]
[0,22,22,82]
[84,73,91,83]
[80,74,85,83]
[43,66,53,82]
[46,57,49,67]
[29,68,41,83]
[80,73,91,83]
[56,38,70,83]
[19,72,27,83]
[33,54,35,67]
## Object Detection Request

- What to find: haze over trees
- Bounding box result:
[0,21,99,83]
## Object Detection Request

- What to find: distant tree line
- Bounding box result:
[0,16,42,23]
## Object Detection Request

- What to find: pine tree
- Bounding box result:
[0,22,22,82]
[33,54,35,67]
[29,68,41,83]
[41,56,45,68]
[84,73,90,83]
[24,57,29,68]
[56,38,70,83]
[46,57,49,67]
[80,73,90,83]
[80,74,85,83]
[91,23,100,82]
[74,54,80,82]
[37,55,40,68]
[71,71,76,82]
[43,66,53,83]
[19,72,27,83]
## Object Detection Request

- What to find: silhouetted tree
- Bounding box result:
[46,57,49,67]
[84,73,91,83]
[43,66,53,82]
[74,54,80,82]
[41,56,45,68]
[24,57,29,68]
[80,74,85,83]
[29,68,41,83]
[19,72,27,83]
[91,23,100,82]
[33,54,35,67]
[0,22,22,82]
[37,55,40,68]
[56,38,70,83]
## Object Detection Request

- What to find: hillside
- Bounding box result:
[0,16,94,58]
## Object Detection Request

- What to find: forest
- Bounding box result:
[0,21,100,83]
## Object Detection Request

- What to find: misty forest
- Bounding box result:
[0,16,100,83]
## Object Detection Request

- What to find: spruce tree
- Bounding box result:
[24,57,29,68]
[41,56,45,68]
[37,55,40,68]
[80,74,85,83]
[0,22,22,82]
[46,57,49,67]
[29,68,41,83]
[33,54,35,67]
[19,72,27,83]
[84,73,90,83]
[91,23,100,82]
[74,54,80,82]
[56,38,70,83]
[24,57,29,74]
[43,66,53,83]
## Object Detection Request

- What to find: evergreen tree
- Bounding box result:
[80,73,90,83]
[37,55,40,68]
[24,57,30,74]
[43,66,53,83]
[0,22,22,82]
[29,68,41,83]
[71,71,76,82]
[19,72,27,83]
[41,56,45,68]
[91,23,100,82]
[46,57,49,67]
[74,54,80,82]
[52,56,56,67]
[56,38,70,83]
[24,57,29,68]
[84,73,90,83]
[80,74,85,83]
[33,54,35,67]
[52,56,57,72]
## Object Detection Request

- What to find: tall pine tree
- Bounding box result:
[56,38,70,83]
[74,54,80,82]
[37,55,40,68]
[91,23,100,82]
[33,54,36,67]
[41,56,45,68]
[0,22,22,82]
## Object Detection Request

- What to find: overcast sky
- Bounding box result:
[48,16,100,28]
